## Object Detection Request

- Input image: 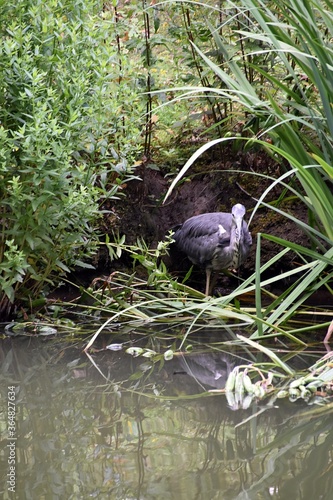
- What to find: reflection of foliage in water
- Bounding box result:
[0,337,332,499]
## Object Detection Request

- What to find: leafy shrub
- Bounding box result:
[0,0,144,317]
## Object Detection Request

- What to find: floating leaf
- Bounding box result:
[106,343,123,351]
[164,349,174,361]
[126,347,144,357]
[38,326,57,336]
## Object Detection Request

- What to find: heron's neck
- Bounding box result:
[230,221,241,268]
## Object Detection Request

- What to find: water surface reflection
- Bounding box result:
[0,335,332,499]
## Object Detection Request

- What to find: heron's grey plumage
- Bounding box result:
[173,203,252,295]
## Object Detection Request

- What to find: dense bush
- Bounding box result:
[0,0,144,317]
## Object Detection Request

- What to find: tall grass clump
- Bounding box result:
[162,0,333,335]
[0,0,144,319]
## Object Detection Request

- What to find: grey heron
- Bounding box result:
[172,203,252,295]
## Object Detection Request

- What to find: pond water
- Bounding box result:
[0,329,332,499]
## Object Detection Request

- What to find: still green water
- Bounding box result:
[0,333,332,499]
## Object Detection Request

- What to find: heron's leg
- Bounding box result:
[205,270,218,296]
[208,273,220,296]
[205,269,211,296]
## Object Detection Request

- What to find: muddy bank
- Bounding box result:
[99,146,310,290]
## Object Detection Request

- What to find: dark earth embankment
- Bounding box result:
[97,145,311,294]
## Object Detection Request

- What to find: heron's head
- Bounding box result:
[231,204,246,240]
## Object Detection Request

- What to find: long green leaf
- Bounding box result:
[237,334,294,375]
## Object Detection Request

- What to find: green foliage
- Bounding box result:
[224,338,333,408]
[2,0,332,340]
[107,231,177,286]
[195,0,333,239]
[161,0,333,337]
[0,0,145,316]
[0,240,31,303]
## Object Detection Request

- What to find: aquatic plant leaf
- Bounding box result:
[237,334,294,376]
